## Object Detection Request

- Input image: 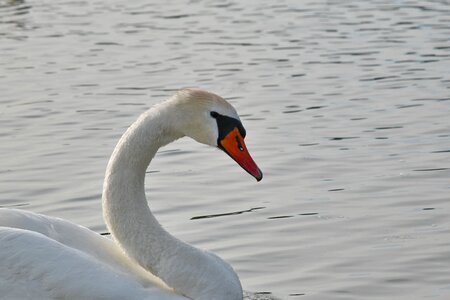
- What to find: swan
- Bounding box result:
[0,88,263,300]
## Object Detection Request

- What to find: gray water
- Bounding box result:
[1,0,450,299]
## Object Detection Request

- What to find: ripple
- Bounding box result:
[375,126,403,130]
[328,137,359,141]
[267,215,294,220]
[413,168,449,172]
[190,207,265,220]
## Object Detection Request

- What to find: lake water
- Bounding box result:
[1,0,450,299]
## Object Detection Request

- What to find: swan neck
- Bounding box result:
[101,100,243,300]
[102,104,182,274]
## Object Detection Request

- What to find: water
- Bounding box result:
[1,0,450,299]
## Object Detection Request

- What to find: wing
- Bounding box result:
[0,209,187,300]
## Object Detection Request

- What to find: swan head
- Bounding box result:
[172,88,263,181]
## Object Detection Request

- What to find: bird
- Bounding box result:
[0,88,263,300]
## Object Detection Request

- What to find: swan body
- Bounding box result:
[0,211,181,300]
[0,89,262,300]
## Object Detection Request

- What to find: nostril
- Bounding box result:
[235,136,244,151]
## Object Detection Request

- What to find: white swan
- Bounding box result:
[0,89,263,300]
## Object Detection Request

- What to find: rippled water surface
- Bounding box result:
[1,0,450,299]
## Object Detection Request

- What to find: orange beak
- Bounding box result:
[219,128,263,181]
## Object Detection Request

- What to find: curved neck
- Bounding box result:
[101,101,243,300]
[102,102,182,273]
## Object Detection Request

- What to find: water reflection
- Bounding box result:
[191,207,265,220]
[0,0,29,14]
[0,0,31,38]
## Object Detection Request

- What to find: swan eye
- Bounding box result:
[210,111,247,142]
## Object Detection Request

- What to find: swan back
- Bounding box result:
[0,209,186,300]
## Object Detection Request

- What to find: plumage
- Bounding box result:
[0,89,262,300]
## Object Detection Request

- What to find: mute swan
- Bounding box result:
[0,89,263,300]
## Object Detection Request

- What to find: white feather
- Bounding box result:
[0,89,245,300]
